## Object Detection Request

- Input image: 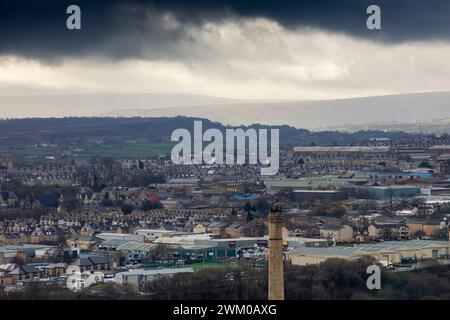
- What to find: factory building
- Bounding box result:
[286,240,450,266]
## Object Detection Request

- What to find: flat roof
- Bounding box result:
[96,233,134,237]
[418,196,450,204]
[211,237,265,242]
[293,146,391,152]
[368,185,420,189]
[154,233,215,245]
[287,237,328,243]
[289,240,450,257]
[134,229,178,234]
[119,267,194,277]
[293,190,341,193]
[171,244,217,250]
[99,240,157,251]
[0,244,55,252]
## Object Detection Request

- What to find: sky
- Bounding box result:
[2,0,450,101]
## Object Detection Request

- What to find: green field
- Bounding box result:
[2,142,174,162]
[78,142,173,159]
[184,262,229,270]
[2,147,55,157]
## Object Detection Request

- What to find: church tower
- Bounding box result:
[0,153,12,169]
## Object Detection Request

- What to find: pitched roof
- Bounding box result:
[72,255,110,267]
[69,235,102,242]
[88,255,109,265]
[8,264,40,275]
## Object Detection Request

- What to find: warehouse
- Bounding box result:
[114,268,195,292]
[286,240,450,266]
[364,185,422,199]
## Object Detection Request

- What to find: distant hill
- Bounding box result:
[102,91,450,131]
[0,93,243,118]
[0,117,429,148]
[1,91,450,133]
[329,117,450,134]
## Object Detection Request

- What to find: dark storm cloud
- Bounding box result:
[1,0,450,61]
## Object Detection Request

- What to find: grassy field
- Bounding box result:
[184,262,228,270]
[2,142,174,161]
[5,147,55,157]
[78,142,173,159]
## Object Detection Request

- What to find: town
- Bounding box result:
[0,117,449,299]
[170,120,279,175]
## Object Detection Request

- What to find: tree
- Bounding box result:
[143,267,266,300]
[413,230,426,239]
[100,156,116,169]
[11,254,26,265]
[255,198,270,216]
[121,203,134,215]
[146,244,172,262]
[130,173,165,187]
[141,199,163,212]
[329,205,346,218]
[436,228,448,240]
[47,247,64,263]
[244,202,252,213]
[379,227,394,240]
[418,161,432,169]
[63,198,81,211]
[101,198,114,207]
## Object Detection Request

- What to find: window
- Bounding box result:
[432,250,438,259]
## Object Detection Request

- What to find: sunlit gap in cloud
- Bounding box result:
[1,17,450,101]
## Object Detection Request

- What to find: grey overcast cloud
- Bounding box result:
[1,0,450,122]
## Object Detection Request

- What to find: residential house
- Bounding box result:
[406,218,446,236]
[0,264,41,285]
[225,223,247,238]
[368,224,410,240]
[207,222,229,236]
[66,235,102,251]
[42,263,68,277]
[193,223,207,234]
[66,271,105,291]
[319,225,353,243]
[66,255,111,274]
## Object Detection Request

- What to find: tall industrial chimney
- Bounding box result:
[268,210,284,300]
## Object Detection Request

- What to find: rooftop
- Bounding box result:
[99,239,157,252]
[118,267,194,277]
[289,240,450,257]
[293,146,391,152]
